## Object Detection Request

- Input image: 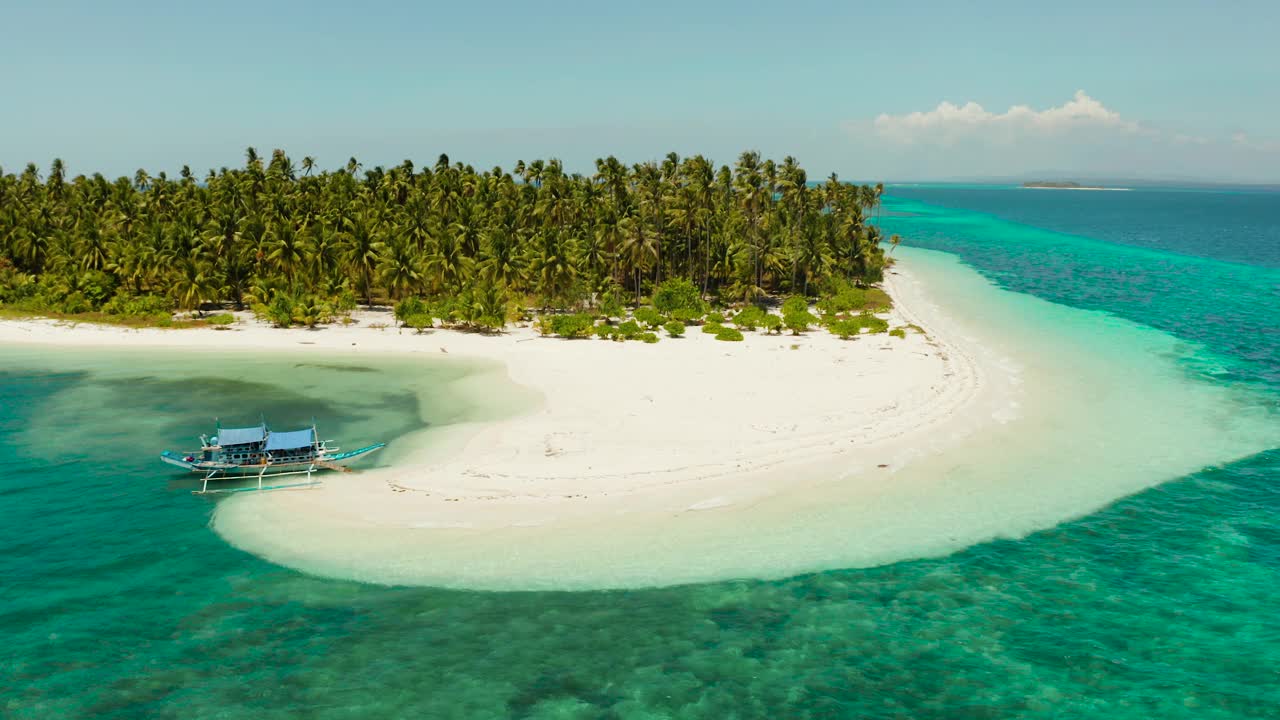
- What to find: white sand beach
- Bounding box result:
[0,256,1025,586]
[285,269,995,530]
[0,261,996,526]
[9,251,1266,591]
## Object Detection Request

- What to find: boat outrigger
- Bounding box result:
[160,421,385,494]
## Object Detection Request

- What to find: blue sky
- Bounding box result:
[3,0,1278,181]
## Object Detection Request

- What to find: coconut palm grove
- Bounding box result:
[0,149,892,330]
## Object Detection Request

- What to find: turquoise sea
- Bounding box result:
[3,187,1279,718]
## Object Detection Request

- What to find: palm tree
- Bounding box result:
[340,209,384,306]
[172,250,215,312]
[528,228,578,306]
[0,149,890,324]
[378,236,422,300]
[264,219,306,283]
[618,213,656,303]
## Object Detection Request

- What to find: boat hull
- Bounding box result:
[160,443,386,477]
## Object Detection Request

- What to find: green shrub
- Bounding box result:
[761,314,783,334]
[860,312,889,334]
[826,312,889,338]
[702,321,723,334]
[59,292,94,315]
[828,318,861,340]
[0,264,36,304]
[394,296,428,327]
[652,277,705,316]
[817,278,892,315]
[715,326,744,342]
[889,327,906,338]
[817,287,863,316]
[207,313,235,326]
[670,308,703,324]
[256,292,296,328]
[638,332,659,344]
[293,295,333,328]
[72,270,117,308]
[594,324,618,340]
[663,320,685,338]
[781,296,809,315]
[405,314,434,333]
[733,305,766,331]
[864,287,892,312]
[102,293,173,318]
[326,287,358,315]
[617,319,642,339]
[452,282,510,331]
[781,296,817,335]
[546,313,596,339]
[597,283,626,320]
[432,296,461,326]
[633,306,664,329]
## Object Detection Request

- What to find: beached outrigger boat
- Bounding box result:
[160,422,385,494]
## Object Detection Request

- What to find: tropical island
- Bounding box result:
[1022,180,1126,190]
[0,151,1259,593]
[0,149,982,588]
[0,150,911,341]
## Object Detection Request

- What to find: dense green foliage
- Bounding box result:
[596,286,626,321]
[825,311,891,339]
[826,318,863,340]
[651,277,706,317]
[715,326,745,342]
[663,320,686,338]
[633,306,664,329]
[816,278,892,316]
[781,296,817,335]
[0,151,888,325]
[539,313,597,339]
[732,305,767,331]
[617,319,642,338]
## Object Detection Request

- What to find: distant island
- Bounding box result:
[1023,181,1129,191]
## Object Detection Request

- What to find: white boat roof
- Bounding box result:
[217,425,266,446]
[265,428,315,451]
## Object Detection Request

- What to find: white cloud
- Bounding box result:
[839,90,1280,181]
[1231,131,1280,153]
[873,90,1139,145]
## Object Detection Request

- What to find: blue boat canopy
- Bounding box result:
[265,428,315,451]
[217,425,266,446]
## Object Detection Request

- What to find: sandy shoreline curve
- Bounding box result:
[0,256,1023,586]
[6,249,1272,591]
[0,261,996,528]
[235,262,996,534]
